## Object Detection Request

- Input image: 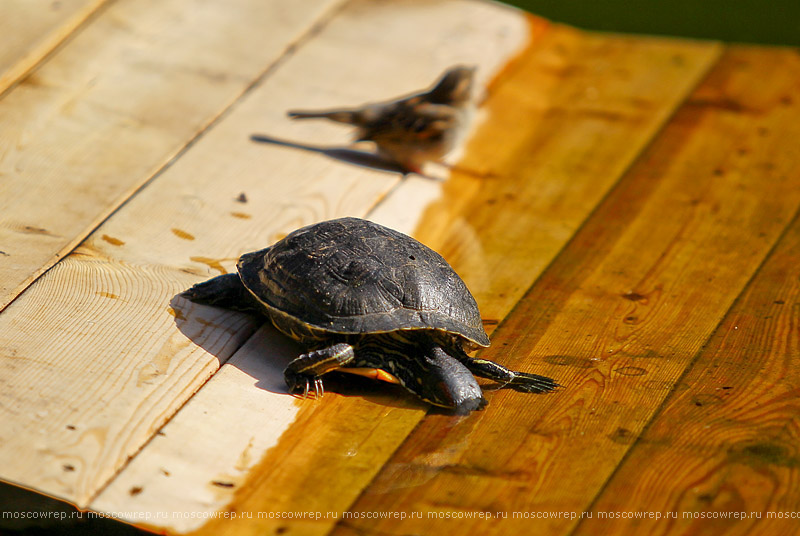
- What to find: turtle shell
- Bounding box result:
[237,217,490,348]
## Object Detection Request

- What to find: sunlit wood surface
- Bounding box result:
[1,1,799,534]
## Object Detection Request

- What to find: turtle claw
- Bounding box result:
[294,376,325,399]
[284,343,353,399]
[315,378,324,398]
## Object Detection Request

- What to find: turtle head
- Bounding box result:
[408,345,486,414]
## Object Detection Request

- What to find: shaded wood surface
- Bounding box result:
[1,1,799,535]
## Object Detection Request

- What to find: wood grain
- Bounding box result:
[90,7,722,535]
[0,0,342,312]
[570,53,800,536]
[0,0,533,518]
[5,2,795,536]
[0,256,257,499]
[0,0,352,507]
[90,1,537,532]
[334,46,800,535]
[0,0,107,95]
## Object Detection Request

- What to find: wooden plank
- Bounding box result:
[90,7,721,536]
[0,0,107,96]
[572,61,800,536]
[334,46,800,535]
[0,0,351,507]
[0,0,342,312]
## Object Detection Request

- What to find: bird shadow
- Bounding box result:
[249,134,443,181]
[169,292,423,411]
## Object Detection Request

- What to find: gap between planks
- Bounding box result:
[0,0,109,98]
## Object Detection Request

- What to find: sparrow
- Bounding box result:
[287,65,476,175]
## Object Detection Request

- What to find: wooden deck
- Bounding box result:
[2,0,799,534]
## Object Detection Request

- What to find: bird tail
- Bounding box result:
[287,109,360,125]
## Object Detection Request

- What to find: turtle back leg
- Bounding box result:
[284,342,355,398]
[450,346,560,394]
[181,273,263,316]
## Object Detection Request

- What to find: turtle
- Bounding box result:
[181,217,559,413]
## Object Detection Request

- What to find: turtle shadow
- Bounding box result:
[169,293,290,395]
[169,293,425,411]
[169,291,260,367]
[307,371,427,411]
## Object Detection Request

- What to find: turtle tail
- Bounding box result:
[181,273,262,315]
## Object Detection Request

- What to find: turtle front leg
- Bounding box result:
[453,350,561,394]
[284,343,355,398]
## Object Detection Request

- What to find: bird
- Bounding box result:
[287,65,476,175]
